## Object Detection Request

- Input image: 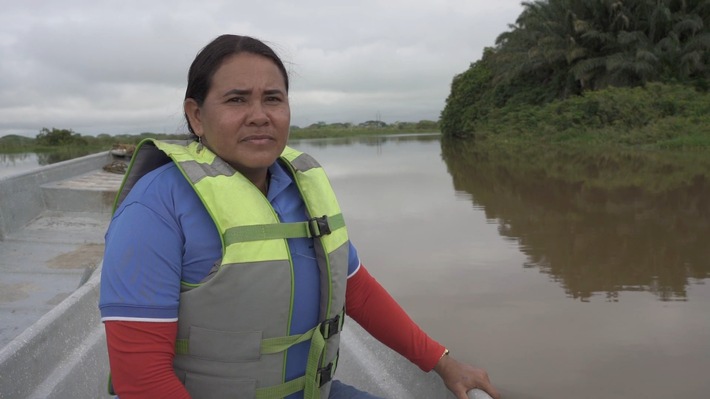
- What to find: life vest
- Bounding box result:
[112,139,349,399]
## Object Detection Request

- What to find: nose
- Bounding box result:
[246,102,269,126]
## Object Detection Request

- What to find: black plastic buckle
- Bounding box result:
[317,362,333,387]
[320,314,341,339]
[308,215,331,238]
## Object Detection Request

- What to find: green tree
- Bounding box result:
[493,0,708,92]
[441,0,710,137]
[439,54,495,137]
[35,128,87,146]
[415,120,439,130]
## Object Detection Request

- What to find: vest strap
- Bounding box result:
[175,338,189,355]
[223,213,345,245]
[174,327,316,356]
[107,373,115,395]
[255,375,305,399]
[174,312,343,398]
[260,327,316,354]
[174,324,331,399]
[304,324,326,399]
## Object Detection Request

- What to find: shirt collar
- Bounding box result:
[266,161,294,201]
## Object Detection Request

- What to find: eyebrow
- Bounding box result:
[223,88,285,97]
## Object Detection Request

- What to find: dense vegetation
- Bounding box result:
[441,0,710,147]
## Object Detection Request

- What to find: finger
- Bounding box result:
[467,388,494,399]
[455,389,469,399]
[483,385,502,399]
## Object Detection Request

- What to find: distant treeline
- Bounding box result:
[0,120,440,152]
[0,129,189,152]
[290,119,439,139]
[440,0,710,149]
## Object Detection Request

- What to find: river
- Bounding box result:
[0,149,97,178]
[292,134,709,399]
[3,134,709,398]
[0,153,47,178]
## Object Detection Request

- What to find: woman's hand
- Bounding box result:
[433,352,501,399]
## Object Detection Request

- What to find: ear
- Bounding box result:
[184,98,203,136]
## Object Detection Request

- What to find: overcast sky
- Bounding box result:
[0,0,524,138]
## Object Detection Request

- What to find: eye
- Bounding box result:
[227,96,246,103]
[265,96,282,104]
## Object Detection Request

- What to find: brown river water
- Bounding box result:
[3,134,706,397]
[291,134,710,399]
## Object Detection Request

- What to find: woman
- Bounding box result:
[99,34,500,399]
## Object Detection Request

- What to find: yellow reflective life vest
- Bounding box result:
[113,139,349,399]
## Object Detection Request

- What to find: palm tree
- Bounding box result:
[491,0,708,95]
[493,0,587,98]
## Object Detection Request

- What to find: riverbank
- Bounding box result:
[443,134,710,197]
[444,83,710,152]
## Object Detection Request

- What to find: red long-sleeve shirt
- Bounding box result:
[105,264,445,398]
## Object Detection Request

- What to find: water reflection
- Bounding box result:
[0,153,42,178]
[0,152,33,164]
[441,138,710,302]
[36,148,96,165]
[0,149,98,178]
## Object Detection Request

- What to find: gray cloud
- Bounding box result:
[0,0,523,137]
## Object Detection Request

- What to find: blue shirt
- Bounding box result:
[99,160,360,393]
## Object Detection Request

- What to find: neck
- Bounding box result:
[201,140,271,195]
[257,175,269,196]
[240,169,269,196]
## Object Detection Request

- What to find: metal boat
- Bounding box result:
[0,151,491,399]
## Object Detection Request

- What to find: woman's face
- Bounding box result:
[185,52,290,180]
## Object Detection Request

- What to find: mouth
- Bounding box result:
[241,134,275,144]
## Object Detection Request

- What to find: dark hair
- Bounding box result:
[184,34,289,135]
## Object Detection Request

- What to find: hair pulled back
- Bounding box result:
[184,34,289,135]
